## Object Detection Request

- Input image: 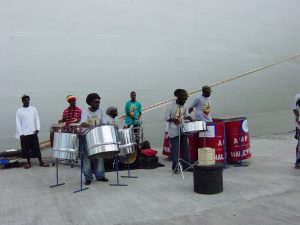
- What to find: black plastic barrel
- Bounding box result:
[193,164,223,194]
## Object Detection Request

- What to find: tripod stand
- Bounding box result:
[172,124,191,179]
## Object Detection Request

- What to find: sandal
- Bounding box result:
[24,163,31,169]
[39,162,49,167]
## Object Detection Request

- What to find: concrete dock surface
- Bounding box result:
[1,133,299,225]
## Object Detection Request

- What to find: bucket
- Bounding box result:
[224,117,251,162]
[193,164,223,194]
[199,121,226,163]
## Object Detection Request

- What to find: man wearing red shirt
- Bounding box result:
[58,95,82,125]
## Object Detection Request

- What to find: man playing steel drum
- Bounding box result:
[58,95,82,125]
[80,93,109,185]
[188,85,213,122]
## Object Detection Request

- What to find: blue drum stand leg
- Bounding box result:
[223,126,230,169]
[50,158,65,188]
[74,136,89,193]
[234,121,248,167]
[121,154,138,178]
[110,155,128,186]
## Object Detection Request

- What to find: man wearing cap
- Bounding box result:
[106,106,118,126]
[292,93,300,169]
[165,89,193,173]
[80,93,108,185]
[16,95,49,169]
[188,85,213,122]
[58,95,82,125]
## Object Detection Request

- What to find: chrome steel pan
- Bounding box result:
[182,121,207,133]
[52,132,79,160]
[85,125,120,158]
[118,128,136,155]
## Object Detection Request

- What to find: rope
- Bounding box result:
[119,53,300,117]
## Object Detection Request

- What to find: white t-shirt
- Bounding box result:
[80,108,108,126]
[164,101,188,138]
[189,95,212,122]
[292,93,300,128]
[106,115,117,126]
[15,106,40,138]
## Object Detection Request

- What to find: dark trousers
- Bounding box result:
[169,135,190,170]
[21,134,41,159]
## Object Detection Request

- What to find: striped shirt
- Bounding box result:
[62,106,82,125]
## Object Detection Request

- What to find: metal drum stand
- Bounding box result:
[110,155,128,186]
[49,157,65,188]
[74,133,89,193]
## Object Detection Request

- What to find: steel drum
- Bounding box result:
[67,123,83,134]
[50,123,66,147]
[118,128,136,156]
[52,132,79,160]
[85,125,120,159]
[182,121,207,133]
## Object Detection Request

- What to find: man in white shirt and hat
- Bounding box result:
[188,85,213,122]
[16,95,49,169]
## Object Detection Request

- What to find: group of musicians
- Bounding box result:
[16,86,213,184]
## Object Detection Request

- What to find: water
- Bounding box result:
[1,0,300,150]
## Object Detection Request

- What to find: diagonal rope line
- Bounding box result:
[118,53,300,119]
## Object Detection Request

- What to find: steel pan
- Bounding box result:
[118,128,136,156]
[50,123,66,147]
[85,125,120,158]
[67,123,82,134]
[52,132,79,160]
[182,121,207,133]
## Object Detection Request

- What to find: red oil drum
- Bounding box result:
[199,121,226,163]
[162,132,171,157]
[187,133,199,162]
[224,117,251,162]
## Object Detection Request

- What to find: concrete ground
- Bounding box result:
[0,133,299,225]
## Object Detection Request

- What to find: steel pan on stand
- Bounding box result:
[174,121,207,178]
[182,121,207,133]
[118,128,136,156]
[50,123,66,148]
[52,132,79,160]
[85,125,120,159]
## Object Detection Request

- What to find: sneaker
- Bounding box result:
[295,164,300,169]
[96,177,109,182]
[85,180,92,185]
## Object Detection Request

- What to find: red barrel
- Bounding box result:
[199,121,226,163]
[187,133,199,162]
[162,131,171,157]
[162,132,198,161]
[224,117,251,162]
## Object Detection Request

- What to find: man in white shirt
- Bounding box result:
[188,85,213,122]
[165,89,193,173]
[292,93,300,168]
[80,93,108,185]
[16,95,49,169]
